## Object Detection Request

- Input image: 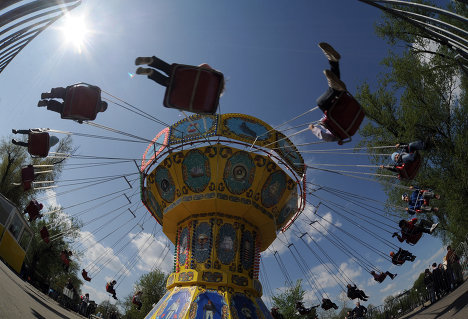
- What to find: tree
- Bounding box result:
[120,268,168,318]
[25,209,83,294]
[355,1,468,246]
[271,280,317,319]
[96,299,121,319]
[0,134,73,207]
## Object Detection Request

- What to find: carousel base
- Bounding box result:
[144,286,273,319]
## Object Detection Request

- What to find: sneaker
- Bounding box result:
[391,273,397,280]
[136,67,154,76]
[41,93,52,99]
[37,100,48,107]
[135,56,154,65]
[318,42,341,62]
[430,223,439,234]
[411,255,416,262]
[12,129,17,134]
[324,70,346,91]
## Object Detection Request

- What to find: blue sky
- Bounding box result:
[0,0,448,312]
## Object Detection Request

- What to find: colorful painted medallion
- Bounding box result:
[231,294,258,319]
[155,287,192,319]
[182,149,211,193]
[261,170,287,208]
[276,187,298,226]
[169,114,218,144]
[216,223,237,265]
[193,222,212,263]
[154,166,175,203]
[145,189,163,219]
[178,227,190,266]
[223,116,271,142]
[223,151,255,195]
[190,290,228,319]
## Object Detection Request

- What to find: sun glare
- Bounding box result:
[60,14,90,53]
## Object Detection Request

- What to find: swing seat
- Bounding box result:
[322,91,365,144]
[24,200,42,221]
[82,269,91,281]
[21,165,34,191]
[40,226,50,243]
[163,64,224,114]
[406,232,423,245]
[62,83,102,121]
[398,152,421,180]
[28,131,50,157]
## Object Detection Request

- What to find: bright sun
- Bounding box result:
[60,14,90,53]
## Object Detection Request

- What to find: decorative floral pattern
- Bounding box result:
[182,149,211,193]
[223,151,255,195]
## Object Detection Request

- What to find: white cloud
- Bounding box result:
[130,232,173,274]
[380,283,395,293]
[82,283,108,305]
[45,189,60,208]
[78,231,126,275]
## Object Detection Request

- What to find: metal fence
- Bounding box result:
[365,234,468,319]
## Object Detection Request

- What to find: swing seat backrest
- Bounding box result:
[62,84,101,121]
[40,226,50,243]
[21,165,34,191]
[164,64,224,114]
[28,131,50,157]
[25,200,40,220]
[82,269,91,281]
[398,152,422,180]
[406,232,423,245]
[322,91,365,143]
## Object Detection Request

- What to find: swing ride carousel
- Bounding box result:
[139,113,306,319]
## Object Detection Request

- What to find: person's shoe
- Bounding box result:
[136,67,154,76]
[37,100,48,107]
[430,223,439,234]
[12,129,17,134]
[391,273,397,280]
[318,42,341,62]
[411,255,416,261]
[135,57,154,65]
[324,69,346,91]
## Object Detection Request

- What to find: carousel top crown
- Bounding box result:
[140,113,306,250]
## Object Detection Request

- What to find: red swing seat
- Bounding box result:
[21,165,34,191]
[28,131,50,157]
[82,269,92,281]
[405,231,423,245]
[62,84,102,121]
[164,64,224,114]
[397,152,422,180]
[322,91,365,144]
[24,200,43,221]
[40,226,50,244]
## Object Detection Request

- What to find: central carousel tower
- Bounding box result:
[140,113,305,319]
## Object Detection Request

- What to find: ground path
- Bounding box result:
[400,280,468,319]
[0,260,84,319]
